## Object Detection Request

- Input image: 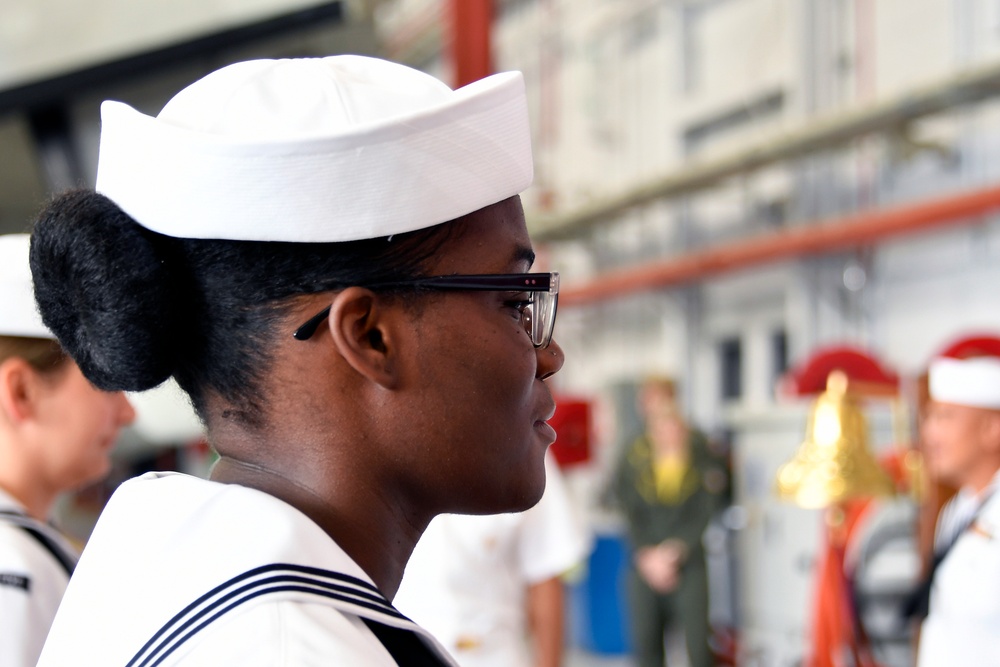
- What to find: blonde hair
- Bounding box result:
[641,375,678,400]
[0,336,67,375]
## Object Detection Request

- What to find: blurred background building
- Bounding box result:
[4,0,1000,665]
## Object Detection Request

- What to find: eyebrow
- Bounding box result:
[512,246,536,269]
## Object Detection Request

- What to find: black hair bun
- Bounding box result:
[30,190,179,391]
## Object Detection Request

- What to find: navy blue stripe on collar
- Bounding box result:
[126,563,405,667]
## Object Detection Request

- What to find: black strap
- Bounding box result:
[362,618,451,667]
[901,494,992,621]
[0,510,75,576]
[900,548,949,621]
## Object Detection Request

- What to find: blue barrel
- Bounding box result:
[568,532,633,655]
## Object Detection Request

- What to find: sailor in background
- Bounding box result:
[395,453,591,667]
[916,355,1000,666]
[0,234,135,667]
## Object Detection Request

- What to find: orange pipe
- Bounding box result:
[448,0,493,87]
[561,183,1000,307]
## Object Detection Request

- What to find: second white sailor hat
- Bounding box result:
[929,356,1000,410]
[0,234,52,339]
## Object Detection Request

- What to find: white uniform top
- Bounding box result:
[918,474,1000,667]
[0,487,79,667]
[36,472,459,667]
[393,455,591,667]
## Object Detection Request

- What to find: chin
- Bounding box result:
[456,473,546,516]
[501,468,548,513]
[79,458,113,487]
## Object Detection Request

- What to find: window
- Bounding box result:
[771,328,789,391]
[719,336,742,401]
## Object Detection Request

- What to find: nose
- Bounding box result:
[536,338,565,381]
[114,392,137,427]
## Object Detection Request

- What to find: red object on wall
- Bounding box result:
[779,345,899,398]
[448,0,493,88]
[548,398,591,468]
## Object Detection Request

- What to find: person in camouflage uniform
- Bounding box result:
[612,377,729,667]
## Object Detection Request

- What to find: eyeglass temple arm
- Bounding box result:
[375,274,557,292]
[293,305,332,341]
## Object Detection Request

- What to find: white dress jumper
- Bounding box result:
[35,472,459,667]
[918,488,1000,667]
[0,487,78,667]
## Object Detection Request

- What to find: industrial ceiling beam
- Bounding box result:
[0,1,344,116]
[531,58,1000,241]
[561,182,1000,307]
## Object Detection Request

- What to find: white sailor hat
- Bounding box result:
[95,55,534,242]
[929,356,1000,410]
[0,234,53,339]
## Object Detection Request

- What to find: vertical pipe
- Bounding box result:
[854,0,877,211]
[448,0,493,87]
[538,0,558,148]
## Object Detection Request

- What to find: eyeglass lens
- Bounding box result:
[523,289,558,348]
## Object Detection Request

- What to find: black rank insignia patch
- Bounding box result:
[0,573,30,591]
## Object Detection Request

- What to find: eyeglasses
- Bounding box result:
[292,272,560,348]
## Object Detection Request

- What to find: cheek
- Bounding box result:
[410,314,544,510]
[926,421,974,468]
[431,305,536,411]
[54,391,116,462]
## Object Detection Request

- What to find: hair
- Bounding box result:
[30,190,458,428]
[0,336,68,376]
[641,374,678,400]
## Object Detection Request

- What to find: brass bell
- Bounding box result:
[776,370,896,508]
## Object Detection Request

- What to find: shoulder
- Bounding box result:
[617,433,649,467]
[979,492,1000,526]
[688,429,716,457]
[0,523,34,566]
[0,522,64,577]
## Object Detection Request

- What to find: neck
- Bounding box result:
[210,455,424,599]
[0,441,56,520]
[0,476,55,521]
[965,464,1000,497]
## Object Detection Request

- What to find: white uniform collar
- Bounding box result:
[0,485,27,514]
[68,471,456,666]
[957,467,1000,505]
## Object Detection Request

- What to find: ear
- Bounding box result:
[0,357,39,424]
[326,287,402,389]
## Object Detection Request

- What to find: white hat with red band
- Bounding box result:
[929,356,1000,409]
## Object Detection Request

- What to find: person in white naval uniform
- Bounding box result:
[395,453,591,667]
[30,54,564,666]
[0,234,135,667]
[914,355,1000,667]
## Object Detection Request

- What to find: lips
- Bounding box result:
[534,420,558,445]
[533,393,558,444]
[534,392,556,423]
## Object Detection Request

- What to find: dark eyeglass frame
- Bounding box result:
[292,272,560,348]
